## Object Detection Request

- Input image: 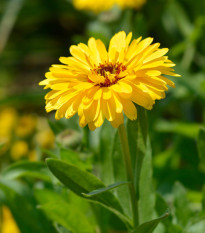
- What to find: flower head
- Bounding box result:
[40,31,180,130]
[72,0,146,13]
[73,0,115,13]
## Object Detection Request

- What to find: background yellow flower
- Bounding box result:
[0,108,17,143]
[73,0,116,13]
[72,0,146,12]
[10,140,29,160]
[117,0,146,9]
[0,206,20,233]
[15,115,37,138]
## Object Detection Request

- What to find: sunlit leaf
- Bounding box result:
[36,189,94,233]
[46,158,131,227]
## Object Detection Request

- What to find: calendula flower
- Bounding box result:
[72,0,146,13]
[73,0,115,13]
[40,31,179,130]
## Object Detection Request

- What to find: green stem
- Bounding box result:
[118,123,139,228]
[82,125,89,149]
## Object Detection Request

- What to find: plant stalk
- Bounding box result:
[118,123,139,228]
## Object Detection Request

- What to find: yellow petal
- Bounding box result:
[108,31,127,63]
[111,81,132,94]
[94,110,104,128]
[121,98,137,120]
[146,70,161,76]
[131,84,154,110]
[79,113,87,128]
[65,95,82,118]
[158,76,175,88]
[112,92,123,113]
[96,39,108,63]
[143,48,169,63]
[102,87,112,99]
[60,57,90,72]
[88,37,101,65]
[102,98,116,121]
[126,37,153,62]
[111,113,124,128]
[94,88,102,100]
[73,82,94,90]
[70,45,91,66]
[126,32,132,46]
[88,122,96,131]
[125,36,142,60]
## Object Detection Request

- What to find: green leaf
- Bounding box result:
[0,179,55,233]
[139,137,155,223]
[98,121,116,185]
[0,142,5,150]
[173,182,193,226]
[46,158,131,227]
[168,1,193,37]
[127,106,148,198]
[132,212,169,233]
[35,189,94,233]
[155,120,200,139]
[127,107,155,223]
[60,147,92,171]
[155,194,169,217]
[111,131,132,219]
[83,181,131,197]
[155,194,183,233]
[202,187,205,211]
[0,91,44,106]
[1,161,51,181]
[183,219,205,233]
[41,148,58,158]
[197,128,205,172]
[48,115,81,135]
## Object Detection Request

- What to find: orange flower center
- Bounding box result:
[89,62,127,87]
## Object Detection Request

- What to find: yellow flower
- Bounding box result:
[73,0,115,13]
[1,206,20,233]
[35,117,55,149]
[10,140,29,160]
[72,0,146,12]
[15,115,37,138]
[28,149,38,161]
[35,129,55,149]
[40,31,179,130]
[117,0,146,9]
[0,108,17,140]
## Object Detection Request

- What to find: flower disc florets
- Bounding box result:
[90,62,127,87]
[40,31,180,130]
